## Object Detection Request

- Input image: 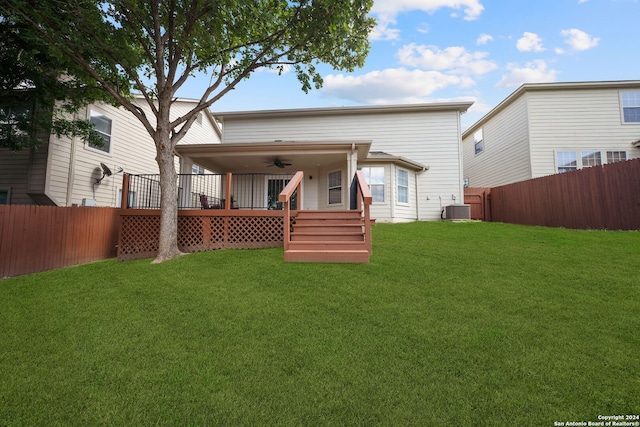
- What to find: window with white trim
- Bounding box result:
[557,151,578,173]
[581,150,602,167]
[607,151,627,163]
[361,167,384,202]
[474,129,484,155]
[89,111,112,153]
[557,150,627,173]
[117,189,137,208]
[192,164,205,175]
[621,91,640,123]
[397,169,409,204]
[328,170,342,205]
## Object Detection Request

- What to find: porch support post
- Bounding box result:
[120,173,130,209]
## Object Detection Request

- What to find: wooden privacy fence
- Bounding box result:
[0,205,120,278]
[489,158,640,230]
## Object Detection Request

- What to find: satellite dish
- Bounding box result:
[101,163,113,176]
[265,158,292,168]
[96,162,113,184]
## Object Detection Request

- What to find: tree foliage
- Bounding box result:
[0,14,117,150]
[1,0,375,262]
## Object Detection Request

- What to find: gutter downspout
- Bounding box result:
[65,110,81,206]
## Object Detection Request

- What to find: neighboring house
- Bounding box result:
[462,80,640,188]
[176,102,472,222]
[0,97,221,206]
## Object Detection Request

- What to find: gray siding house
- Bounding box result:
[462,81,640,188]
[0,98,221,207]
[176,103,472,223]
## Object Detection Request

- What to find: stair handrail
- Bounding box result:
[278,171,304,251]
[355,170,373,254]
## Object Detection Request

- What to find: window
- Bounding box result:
[196,112,203,125]
[117,189,137,208]
[0,188,10,205]
[558,150,628,172]
[192,164,205,175]
[557,151,578,173]
[607,151,627,163]
[361,167,384,202]
[397,169,409,204]
[328,170,342,205]
[473,129,484,155]
[621,91,640,123]
[89,111,112,153]
[581,150,602,168]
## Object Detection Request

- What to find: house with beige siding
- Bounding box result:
[0,97,221,207]
[176,102,472,222]
[462,81,640,188]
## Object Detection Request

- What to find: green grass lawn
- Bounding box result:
[1,222,639,426]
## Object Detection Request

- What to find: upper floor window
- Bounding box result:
[89,111,112,153]
[397,169,409,204]
[621,91,640,123]
[474,129,484,155]
[361,167,385,202]
[328,170,342,205]
[192,164,205,175]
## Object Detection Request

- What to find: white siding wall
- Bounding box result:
[462,95,532,187]
[221,110,462,221]
[44,99,221,207]
[527,89,640,177]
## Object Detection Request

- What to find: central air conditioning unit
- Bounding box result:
[444,204,470,221]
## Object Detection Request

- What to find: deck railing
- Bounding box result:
[355,170,373,253]
[122,172,297,210]
[278,171,304,252]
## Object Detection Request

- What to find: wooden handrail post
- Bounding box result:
[355,170,373,254]
[121,173,130,209]
[279,171,304,251]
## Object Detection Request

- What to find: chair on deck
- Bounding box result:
[199,194,221,209]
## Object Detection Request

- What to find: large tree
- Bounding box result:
[0,13,118,150]
[1,0,375,263]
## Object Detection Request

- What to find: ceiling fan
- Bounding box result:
[265,158,292,168]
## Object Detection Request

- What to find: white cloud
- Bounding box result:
[560,29,600,51]
[477,34,494,45]
[322,68,475,104]
[370,0,484,40]
[516,32,545,52]
[370,21,401,41]
[372,0,484,21]
[398,44,498,75]
[496,60,559,88]
[578,0,588,3]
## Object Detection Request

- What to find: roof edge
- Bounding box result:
[462,80,640,139]
[215,102,473,120]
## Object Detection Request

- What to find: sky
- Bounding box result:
[177,0,640,130]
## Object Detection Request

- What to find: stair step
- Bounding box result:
[295,210,363,220]
[293,225,364,233]
[284,249,370,263]
[291,232,364,242]
[288,241,369,250]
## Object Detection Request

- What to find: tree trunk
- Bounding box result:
[152,127,182,263]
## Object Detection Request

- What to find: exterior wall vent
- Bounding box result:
[444,204,471,221]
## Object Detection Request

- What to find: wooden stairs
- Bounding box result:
[284,210,371,263]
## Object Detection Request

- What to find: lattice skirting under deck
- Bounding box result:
[118,213,284,261]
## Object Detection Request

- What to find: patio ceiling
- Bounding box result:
[175,140,372,174]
